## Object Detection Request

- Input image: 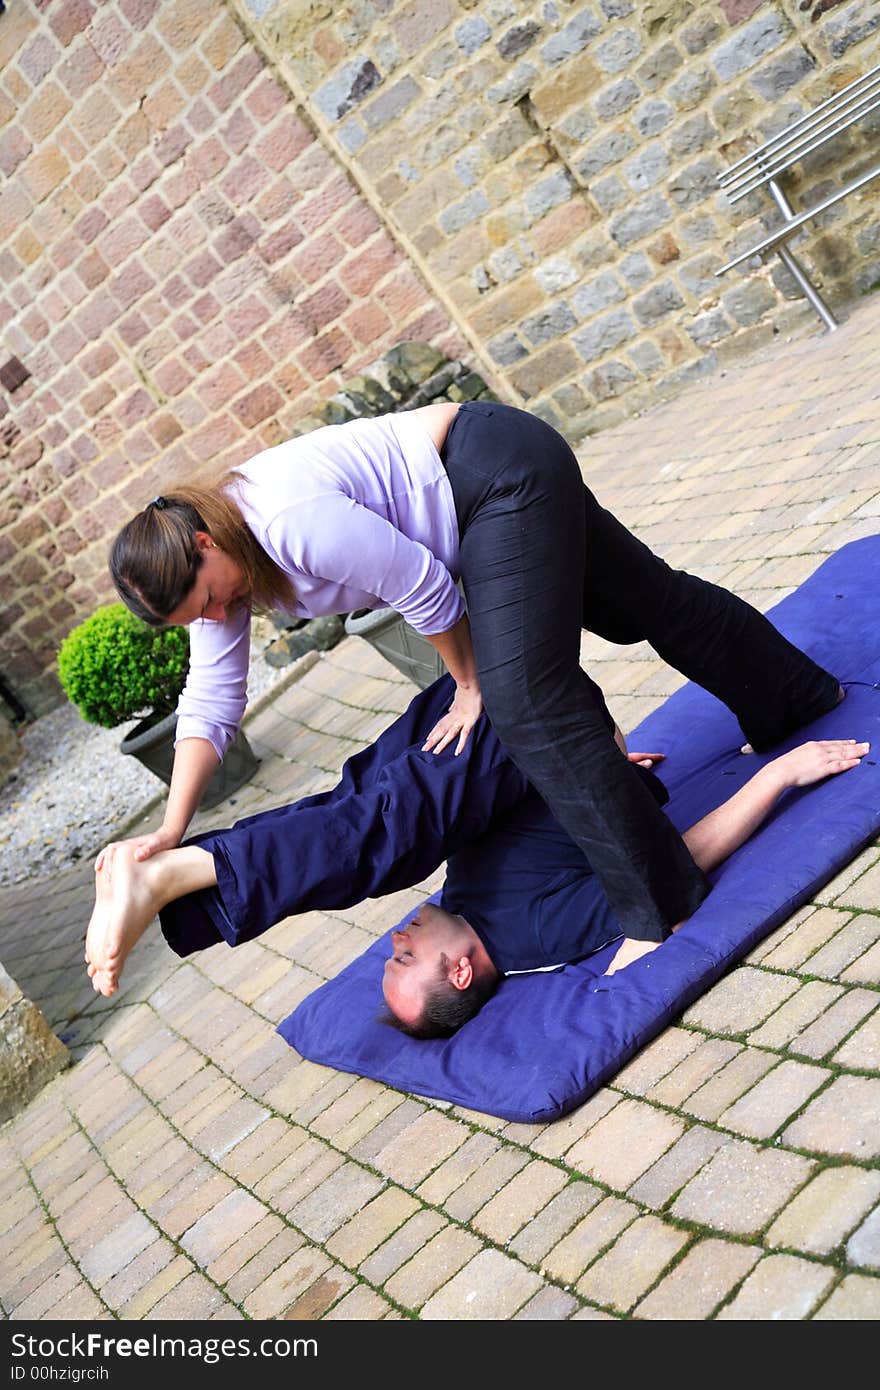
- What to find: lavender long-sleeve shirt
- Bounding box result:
[176,410,463,759]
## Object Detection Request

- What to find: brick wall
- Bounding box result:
[0,0,465,715]
[239,0,880,436]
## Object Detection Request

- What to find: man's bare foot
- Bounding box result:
[741,684,846,754]
[85,843,164,996]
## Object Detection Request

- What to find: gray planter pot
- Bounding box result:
[120,712,259,810]
[344,608,444,690]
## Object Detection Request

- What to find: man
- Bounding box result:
[86,677,866,1037]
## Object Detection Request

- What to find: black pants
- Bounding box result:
[442,400,840,942]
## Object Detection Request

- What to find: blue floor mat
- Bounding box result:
[278,538,880,1122]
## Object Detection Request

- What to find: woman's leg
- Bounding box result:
[579,495,841,751]
[443,401,840,937]
[444,402,709,941]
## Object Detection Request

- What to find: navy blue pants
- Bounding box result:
[442,400,840,941]
[160,677,529,956]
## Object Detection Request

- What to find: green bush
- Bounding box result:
[57,603,190,728]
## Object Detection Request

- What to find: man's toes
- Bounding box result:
[92,970,116,997]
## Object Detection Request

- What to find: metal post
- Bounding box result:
[768,179,838,332]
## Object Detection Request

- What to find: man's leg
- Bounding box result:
[85,843,217,996]
[160,676,530,954]
[580,495,841,752]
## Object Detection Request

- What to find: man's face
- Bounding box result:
[382,903,470,1029]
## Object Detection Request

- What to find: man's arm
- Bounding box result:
[681,740,868,873]
[605,740,868,975]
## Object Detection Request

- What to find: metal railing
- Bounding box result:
[719,63,880,203]
[715,63,880,331]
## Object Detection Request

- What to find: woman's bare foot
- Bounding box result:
[741,684,846,754]
[85,843,164,996]
[604,938,661,976]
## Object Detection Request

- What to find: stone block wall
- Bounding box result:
[240,0,880,437]
[0,961,68,1124]
[0,0,465,715]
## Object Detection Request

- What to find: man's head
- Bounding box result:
[382,903,499,1039]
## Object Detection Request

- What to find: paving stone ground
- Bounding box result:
[1,300,879,1320]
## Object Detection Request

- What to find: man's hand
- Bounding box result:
[767,739,869,791]
[627,751,665,769]
[422,681,484,757]
[605,938,661,975]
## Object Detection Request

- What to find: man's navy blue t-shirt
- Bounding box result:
[441,786,622,973]
[442,766,670,974]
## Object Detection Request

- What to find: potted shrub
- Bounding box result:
[57,603,258,809]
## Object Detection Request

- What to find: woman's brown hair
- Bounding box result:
[110,480,296,625]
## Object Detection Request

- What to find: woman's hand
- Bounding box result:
[95,826,180,879]
[422,682,484,757]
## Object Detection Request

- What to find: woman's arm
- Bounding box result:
[271,497,489,751]
[153,737,222,849]
[96,737,221,876]
[96,613,251,873]
[420,614,483,756]
[174,608,251,757]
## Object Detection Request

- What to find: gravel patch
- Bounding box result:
[0,707,158,887]
[0,641,293,889]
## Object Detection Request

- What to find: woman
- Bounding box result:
[99,398,842,959]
